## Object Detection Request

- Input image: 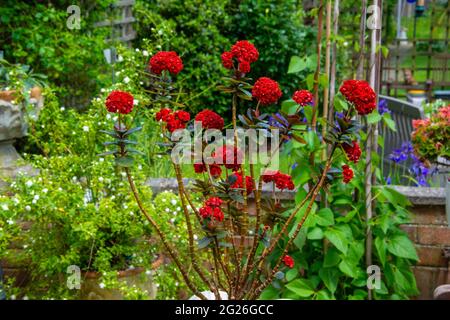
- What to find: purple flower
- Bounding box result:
[268,113,289,128]
[378,99,391,116]
[385,176,392,185]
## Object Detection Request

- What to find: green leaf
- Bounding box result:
[315,208,334,226]
[324,227,349,254]
[338,259,358,278]
[315,289,334,300]
[286,279,315,297]
[285,268,298,282]
[382,115,397,132]
[324,247,341,267]
[319,268,339,293]
[375,236,387,266]
[306,73,315,91]
[288,56,307,74]
[318,73,329,89]
[307,227,324,240]
[367,110,382,124]
[333,95,348,112]
[293,227,308,250]
[259,286,279,300]
[281,99,298,115]
[386,235,418,261]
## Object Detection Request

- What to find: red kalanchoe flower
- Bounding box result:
[262,170,295,190]
[238,60,251,74]
[230,171,255,194]
[343,140,362,163]
[193,163,222,178]
[342,164,354,184]
[174,110,190,122]
[339,80,376,115]
[199,206,213,219]
[412,118,430,129]
[252,77,282,105]
[156,108,172,121]
[292,90,313,106]
[105,90,134,114]
[205,197,223,208]
[214,145,242,171]
[282,255,294,268]
[195,110,225,130]
[149,51,183,75]
[221,51,234,69]
[230,40,259,64]
[212,207,224,222]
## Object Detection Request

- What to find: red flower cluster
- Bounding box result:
[195,109,225,130]
[412,118,430,129]
[193,163,222,178]
[292,90,313,106]
[214,145,242,171]
[222,40,259,74]
[252,77,282,105]
[155,108,190,132]
[262,170,295,190]
[342,164,354,184]
[339,80,376,115]
[282,255,294,268]
[200,197,224,222]
[105,90,134,114]
[230,171,255,194]
[149,51,184,75]
[343,140,362,163]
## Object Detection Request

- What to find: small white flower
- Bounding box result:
[23,245,28,249]
[165,208,170,213]
[25,180,33,188]
[1,204,9,211]
[176,207,181,212]
[161,198,167,203]
[157,155,162,159]
[42,188,48,193]
[123,76,130,84]
[25,205,31,212]
[135,48,140,52]
[60,107,65,111]
[249,230,254,235]
[129,211,134,216]
[99,283,106,289]
[13,198,19,204]
[121,172,126,177]
[193,234,198,240]
[98,177,104,182]
[117,55,124,62]
[170,218,175,223]
[172,212,177,216]
[72,176,77,182]
[99,158,105,163]
[111,195,116,200]
[10,295,16,300]
[106,114,111,120]
[142,50,149,56]
[33,195,40,201]
[133,99,138,105]
[100,88,106,93]
[145,270,152,275]
[138,165,143,170]
[170,199,177,206]
[115,71,121,76]
[129,265,135,270]
[23,296,29,300]
[123,204,128,209]
[82,125,89,132]
[7,219,14,225]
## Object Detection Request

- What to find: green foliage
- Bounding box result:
[0,1,113,108]
[261,121,419,300]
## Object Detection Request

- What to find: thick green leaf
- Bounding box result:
[324,227,350,254]
[338,259,358,278]
[386,235,418,261]
[324,247,341,267]
[382,115,397,131]
[286,279,315,297]
[288,55,307,74]
[315,208,334,226]
[319,268,339,293]
[374,236,387,266]
[367,110,382,124]
[307,227,324,240]
[285,268,298,282]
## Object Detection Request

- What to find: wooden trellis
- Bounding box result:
[94,0,136,47]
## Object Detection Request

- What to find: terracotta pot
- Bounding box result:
[0,86,42,102]
[80,254,164,300]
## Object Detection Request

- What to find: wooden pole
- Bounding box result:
[322,0,332,156]
[357,0,368,79]
[328,0,340,125]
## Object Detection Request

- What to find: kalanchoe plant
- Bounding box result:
[99,41,380,300]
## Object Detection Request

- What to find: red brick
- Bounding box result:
[417,226,450,246]
[413,267,435,299]
[410,206,447,226]
[435,268,450,285]
[401,225,417,242]
[416,245,448,267]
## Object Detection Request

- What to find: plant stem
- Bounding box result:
[124,168,207,300]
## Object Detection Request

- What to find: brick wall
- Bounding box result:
[402,204,450,299]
